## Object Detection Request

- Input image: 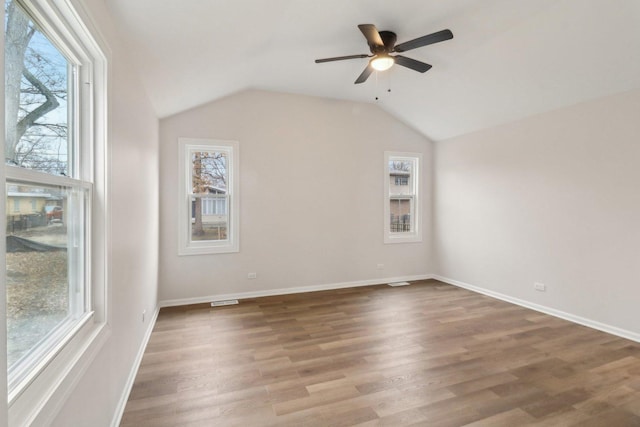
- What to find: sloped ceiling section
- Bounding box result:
[106,0,640,141]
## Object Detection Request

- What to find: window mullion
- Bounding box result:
[6,166,84,188]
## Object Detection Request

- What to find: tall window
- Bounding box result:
[179,138,239,255]
[384,152,422,243]
[3,0,107,419]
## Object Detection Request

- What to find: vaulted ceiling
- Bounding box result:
[106,0,640,141]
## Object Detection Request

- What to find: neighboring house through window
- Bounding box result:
[195,187,227,217]
[395,176,409,186]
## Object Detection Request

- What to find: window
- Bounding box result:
[200,195,226,216]
[3,0,107,421]
[395,176,409,186]
[384,152,422,243]
[179,138,239,255]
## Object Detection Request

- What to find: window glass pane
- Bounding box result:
[389,197,412,233]
[190,195,228,242]
[190,150,229,243]
[389,159,413,195]
[5,0,71,176]
[5,182,85,371]
[191,151,227,194]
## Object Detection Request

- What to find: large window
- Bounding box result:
[384,152,422,243]
[3,0,107,421]
[178,138,239,255]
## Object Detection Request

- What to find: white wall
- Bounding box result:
[47,0,159,425]
[159,90,433,304]
[434,88,640,337]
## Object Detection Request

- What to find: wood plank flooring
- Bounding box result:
[121,280,640,426]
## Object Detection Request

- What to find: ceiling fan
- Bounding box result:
[315,24,453,84]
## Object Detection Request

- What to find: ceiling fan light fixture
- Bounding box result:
[371,54,394,71]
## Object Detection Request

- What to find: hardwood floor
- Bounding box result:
[121,280,640,426]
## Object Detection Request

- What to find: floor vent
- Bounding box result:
[211,299,239,307]
[388,281,410,287]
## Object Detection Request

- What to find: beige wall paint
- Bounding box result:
[434,88,640,335]
[159,90,433,303]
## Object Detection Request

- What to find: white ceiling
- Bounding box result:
[105,0,640,141]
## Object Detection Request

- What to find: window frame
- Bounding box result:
[384,151,422,244]
[3,0,109,424]
[178,138,239,255]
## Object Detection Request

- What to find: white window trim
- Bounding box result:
[178,138,239,255]
[384,151,422,244]
[3,0,109,424]
[0,22,6,427]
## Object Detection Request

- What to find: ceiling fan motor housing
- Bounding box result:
[377,31,397,53]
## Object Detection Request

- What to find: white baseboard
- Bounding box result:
[432,274,640,343]
[110,306,160,427]
[159,274,433,308]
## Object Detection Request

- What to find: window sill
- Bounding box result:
[8,316,109,426]
[178,244,239,256]
[384,234,423,244]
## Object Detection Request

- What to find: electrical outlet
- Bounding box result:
[377,264,384,270]
[142,309,146,322]
[248,272,257,279]
[534,282,546,292]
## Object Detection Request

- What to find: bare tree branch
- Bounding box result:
[16,68,59,141]
[5,0,68,174]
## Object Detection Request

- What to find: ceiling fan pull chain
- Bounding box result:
[387,71,392,95]
[375,70,380,101]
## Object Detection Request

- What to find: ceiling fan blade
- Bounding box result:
[394,55,432,73]
[358,24,384,48]
[315,54,369,63]
[393,29,453,53]
[354,64,374,84]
